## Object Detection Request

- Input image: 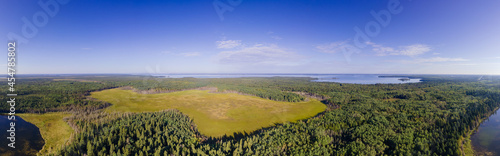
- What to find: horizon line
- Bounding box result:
[3,73,500,76]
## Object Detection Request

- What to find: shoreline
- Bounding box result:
[460,107,500,155]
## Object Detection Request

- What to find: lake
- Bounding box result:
[0,115,44,156]
[310,74,421,84]
[471,108,500,155]
[152,74,422,84]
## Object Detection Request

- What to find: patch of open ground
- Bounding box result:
[17,112,73,156]
[90,88,326,137]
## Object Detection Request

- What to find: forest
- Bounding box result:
[2,75,500,155]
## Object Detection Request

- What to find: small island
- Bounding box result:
[398,78,411,81]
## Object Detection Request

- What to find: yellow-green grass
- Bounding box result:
[91,88,326,137]
[17,112,73,156]
[460,135,475,156]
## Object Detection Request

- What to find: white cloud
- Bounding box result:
[416,57,467,63]
[398,57,468,64]
[267,31,283,40]
[449,63,477,66]
[179,52,201,57]
[316,41,359,53]
[399,44,431,56]
[367,42,431,56]
[366,42,396,56]
[216,44,302,66]
[160,51,171,55]
[271,36,283,40]
[216,40,242,49]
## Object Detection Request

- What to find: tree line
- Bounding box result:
[3,75,500,155]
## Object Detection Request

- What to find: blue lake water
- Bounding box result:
[152,74,422,84]
[0,115,44,156]
[471,109,500,155]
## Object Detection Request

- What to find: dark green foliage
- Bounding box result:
[6,75,500,155]
[0,78,115,113]
[56,110,199,156]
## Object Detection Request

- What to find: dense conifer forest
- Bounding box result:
[2,75,500,155]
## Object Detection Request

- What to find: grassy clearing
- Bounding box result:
[91,88,326,137]
[17,112,73,156]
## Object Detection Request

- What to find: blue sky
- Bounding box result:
[1,0,499,74]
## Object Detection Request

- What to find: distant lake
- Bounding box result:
[0,115,44,156]
[471,109,500,155]
[153,74,422,84]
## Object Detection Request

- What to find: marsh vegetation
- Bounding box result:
[1,75,499,155]
[91,88,326,137]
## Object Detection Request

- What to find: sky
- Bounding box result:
[1,0,499,75]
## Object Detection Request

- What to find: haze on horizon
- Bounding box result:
[1,0,499,75]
